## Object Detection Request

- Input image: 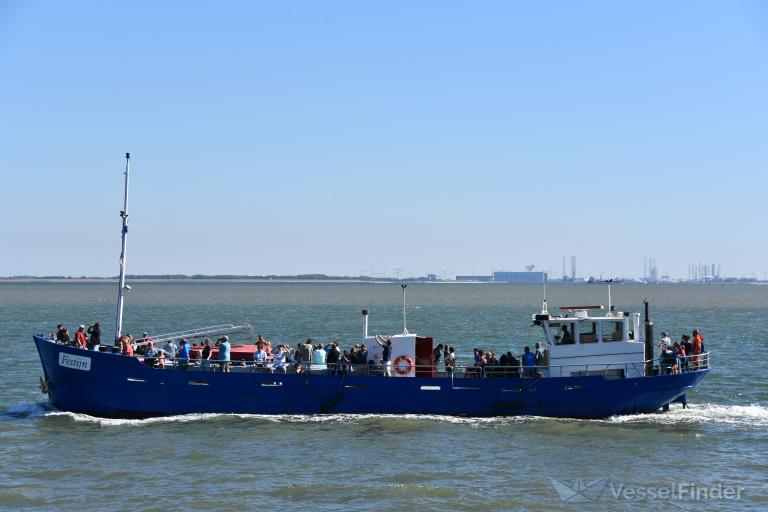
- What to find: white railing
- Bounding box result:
[128,352,710,379]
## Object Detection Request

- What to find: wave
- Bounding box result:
[41,411,518,427]
[3,401,52,419]
[607,403,768,427]
[31,403,768,428]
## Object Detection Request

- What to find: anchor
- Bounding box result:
[39,376,51,395]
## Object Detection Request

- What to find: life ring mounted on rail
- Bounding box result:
[392,355,415,376]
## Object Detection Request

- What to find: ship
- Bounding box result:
[32,155,709,419]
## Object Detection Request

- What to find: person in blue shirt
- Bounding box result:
[144,341,159,368]
[218,335,231,372]
[177,339,190,370]
[522,346,536,378]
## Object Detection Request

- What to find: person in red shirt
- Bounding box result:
[75,325,88,349]
[692,330,704,368]
[120,335,135,356]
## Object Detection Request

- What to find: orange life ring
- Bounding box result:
[392,355,415,376]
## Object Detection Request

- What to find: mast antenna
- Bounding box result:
[401,284,409,335]
[115,152,131,343]
[542,272,548,314]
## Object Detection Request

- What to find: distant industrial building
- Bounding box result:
[455,275,494,282]
[492,271,548,283]
[455,272,547,283]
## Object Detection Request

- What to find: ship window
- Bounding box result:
[600,321,623,342]
[549,322,575,345]
[579,322,597,343]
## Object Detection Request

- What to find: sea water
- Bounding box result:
[0,282,766,511]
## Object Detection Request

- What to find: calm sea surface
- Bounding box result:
[1,282,766,511]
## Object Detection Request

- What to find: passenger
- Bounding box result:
[444,346,456,374]
[433,344,444,367]
[561,325,574,344]
[485,351,499,377]
[178,339,190,370]
[157,348,166,369]
[61,328,74,346]
[254,344,267,369]
[163,338,179,360]
[218,335,231,372]
[119,335,134,356]
[656,331,672,351]
[359,344,368,369]
[312,343,327,371]
[534,342,545,367]
[522,346,536,377]
[339,349,351,375]
[679,335,692,371]
[692,330,703,368]
[674,340,686,372]
[349,344,361,371]
[144,341,159,367]
[273,345,288,373]
[694,329,705,353]
[138,332,153,356]
[300,339,314,367]
[87,323,101,351]
[375,336,392,377]
[326,341,341,374]
[75,325,88,349]
[54,324,66,343]
[201,338,212,370]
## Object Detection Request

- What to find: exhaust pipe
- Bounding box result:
[362,309,369,339]
[644,300,654,376]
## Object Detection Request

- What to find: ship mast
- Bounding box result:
[401,284,409,335]
[115,153,131,343]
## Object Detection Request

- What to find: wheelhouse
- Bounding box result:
[534,305,646,378]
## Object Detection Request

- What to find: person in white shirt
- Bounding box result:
[254,346,267,364]
[656,331,672,350]
[163,339,179,360]
[273,345,288,373]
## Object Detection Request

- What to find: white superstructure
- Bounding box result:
[534,306,647,378]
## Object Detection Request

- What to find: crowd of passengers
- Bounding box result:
[50,323,706,376]
[50,324,547,377]
[656,330,707,373]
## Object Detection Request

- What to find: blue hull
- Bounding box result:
[34,337,708,419]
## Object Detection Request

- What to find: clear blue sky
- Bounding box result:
[1,1,766,279]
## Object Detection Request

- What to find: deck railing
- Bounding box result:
[129,351,710,379]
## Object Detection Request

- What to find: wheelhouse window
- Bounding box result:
[578,322,597,343]
[600,321,623,342]
[548,322,576,344]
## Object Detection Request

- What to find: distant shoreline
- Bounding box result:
[0,277,394,284]
[0,277,763,285]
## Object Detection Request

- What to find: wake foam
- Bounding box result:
[35,403,768,428]
[41,411,511,427]
[607,403,768,427]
